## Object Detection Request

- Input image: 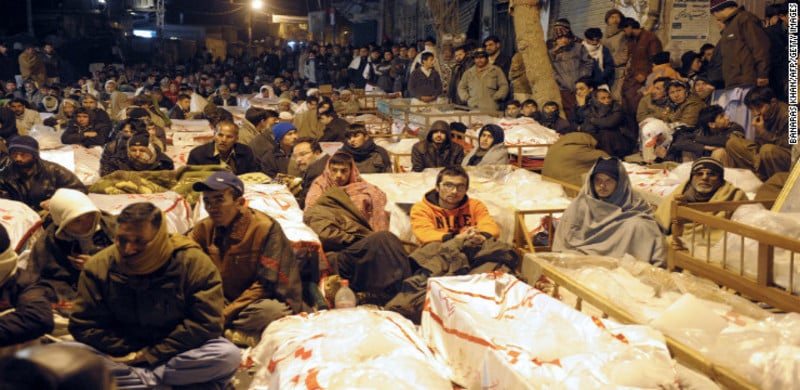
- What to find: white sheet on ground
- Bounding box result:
[89,191,193,234]
[0,199,43,253]
[248,308,453,390]
[422,272,677,389]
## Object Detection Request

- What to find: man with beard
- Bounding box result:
[191,172,301,347]
[538,101,573,134]
[448,45,472,105]
[341,124,391,173]
[573,88,633,158]
[188,121,262,175]
[0,136,86,212]
[411,120,465,172]
[602,9,629,101]
[68,202,241,389]
[293,137,329,208]
[80,94,113,134]
[457,48,509,112]
[61,107,110,147]
[655,157,746,237]
[483,35,511,77]
[7,98,41,135]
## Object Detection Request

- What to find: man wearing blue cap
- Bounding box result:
[258,122,298,177]
[0,135,86,211]
[190,171,302,346]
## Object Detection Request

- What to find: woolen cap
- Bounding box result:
[593,158,619,181]
[692,157,725,179]
[8,135,39,156]
[192,171,245,194]
[710,0,737,13]
[272,122,296,142]
[128,132,150,147]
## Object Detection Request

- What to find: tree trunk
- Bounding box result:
[511,0,563,114]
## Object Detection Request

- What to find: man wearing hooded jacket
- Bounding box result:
[411,120,465,172]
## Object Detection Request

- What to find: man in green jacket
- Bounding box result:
[68,202,240,389]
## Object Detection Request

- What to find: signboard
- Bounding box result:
[669,0,709,41]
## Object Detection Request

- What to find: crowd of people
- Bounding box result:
[0,1,797,388]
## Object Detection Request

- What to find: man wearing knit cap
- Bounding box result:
[0,223,55,350]
[113,131,174,172]
[603,8,629,101]
[655,156,746,233]
[258,122,298,177]
[29,188,115,305]
[0,135,86,212]
[191,172,301,346]
[69,202,241,388]
[187,121,262,175]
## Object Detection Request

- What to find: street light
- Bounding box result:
[248,0,263,45]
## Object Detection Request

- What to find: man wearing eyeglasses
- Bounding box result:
[410,165,499,246]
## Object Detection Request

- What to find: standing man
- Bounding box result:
[0,136,86,212]
[191,172,301,346]
[710,0,771,139]
[457,48,509,112]
[187,121,262,174]
[548,25,594,118]
[483,35,511,77]
[68,202,241,388]
[448,45,472,105]
[620,17,663,125]
[41,44,61,85]
[407,52,443,103]
[18,45,46,88]
[603,9,629,101]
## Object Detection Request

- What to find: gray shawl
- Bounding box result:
[552,159,667,266]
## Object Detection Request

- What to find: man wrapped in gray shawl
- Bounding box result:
[552,157,666,266]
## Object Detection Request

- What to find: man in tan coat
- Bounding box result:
[18,45,46,88]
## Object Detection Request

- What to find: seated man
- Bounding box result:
[8,98,42,136]
[655,157,747,237]
[247,109,280,158]
[726,86,792,180]
[260,122,298,178]
[504,100,522,119]
[335,89,361,115]
[636,76,671,124]
[341,124,392,174]
[553,158,666,266]
[303,152,410,305]
[542,132,610,191]
[664,79,705,127]
[211,85,237,107]
[187,120,262,175]
[521,99,542,121]
[61,107,110,148]
[0,136,86,212]
[0,224,55,351]
[573,88,633,158]
[191,172,301,346]
[666,104,743,165]
[293,95,321,140]
[80,94,113,134]
[68,202,241,389]
[462,124,508,166]
[411,120,465,172]
[29,189,115,306]
[167,93,193,120]
[389,166,519,322]
[538,101,573,134]
[318,109,349,143]
[102,131,174,174]
[293,137,329,209]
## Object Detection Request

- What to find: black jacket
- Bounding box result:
[319,117,350,143]
[187,142,262,175]
[0,159,87,211]
[0,267,55,347]
[61,117,111,148]
[411,128,465,172]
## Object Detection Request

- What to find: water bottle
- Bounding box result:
[334,279,357,308]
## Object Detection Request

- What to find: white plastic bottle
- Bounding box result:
[334,279,357,308]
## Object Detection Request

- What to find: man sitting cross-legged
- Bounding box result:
[67,202,241,389]
[190,171,302,346]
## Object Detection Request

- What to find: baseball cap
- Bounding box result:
[192,171,245,193]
